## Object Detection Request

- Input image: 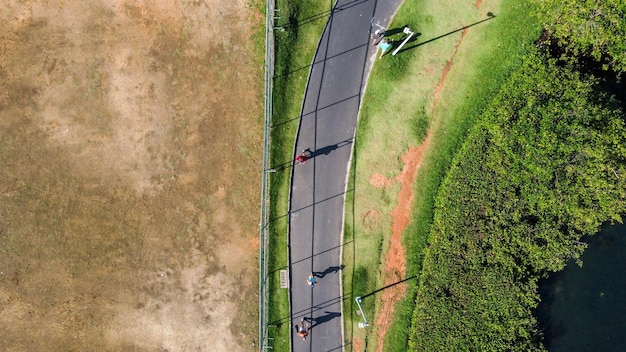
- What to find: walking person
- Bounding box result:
[295,148,311,165]
[379,38,392,58]
[296,317,311,341]
[307,272,317,288]
[371,28,385,45]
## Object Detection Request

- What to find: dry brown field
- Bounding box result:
[0,1,263,351]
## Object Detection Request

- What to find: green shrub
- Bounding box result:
[409,49,626,351]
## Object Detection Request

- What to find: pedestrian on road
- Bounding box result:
[307,272,317,287]
[295,149,311,165]
[371,28,385,45]
[379,38,392,58]
[297,317,311,341]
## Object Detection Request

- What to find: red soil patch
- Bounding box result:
[431,27,469,114]
[354,337,364,352]
[374,136,430,352]
[374,2,482,347]
[369,173,394,188]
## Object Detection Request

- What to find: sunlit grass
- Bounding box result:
[342,0,543,350]
[266,1,333,351]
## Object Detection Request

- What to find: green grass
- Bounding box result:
[266,1,333,351]
[342,0,543,351]
[408,47,626,351]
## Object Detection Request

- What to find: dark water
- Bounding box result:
[536,223,626,352]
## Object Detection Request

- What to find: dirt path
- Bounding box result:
[373,8,478,350]
[374,136,429,352]
[0,1,262,351]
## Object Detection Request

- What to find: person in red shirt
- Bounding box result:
[295,149,311,165]
[295,153,307,164]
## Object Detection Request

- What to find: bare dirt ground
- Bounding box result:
[373,137,429,352]
[369,4,479,347]
[0,1,263,351]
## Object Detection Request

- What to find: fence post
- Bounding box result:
[259,0,276,351]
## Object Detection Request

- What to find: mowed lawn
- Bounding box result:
[342,0,542,351]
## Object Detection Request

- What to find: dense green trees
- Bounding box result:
[532,0,626,73]
[400,1,626,351]
[408,49,626,351]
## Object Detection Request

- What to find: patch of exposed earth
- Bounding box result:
[0,0,263,351]
[372,4,480,348]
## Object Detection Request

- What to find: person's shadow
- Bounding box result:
[384,24,409,37]
[311,311,341,328]
[308,139,353,159]
[381,24,422,49]
[313,265,345,278]
[310,144,337,157]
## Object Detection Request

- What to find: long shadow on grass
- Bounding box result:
[281,9,332,30]
[274,43,369,79]
[383,25,410,37]
[270,291,353,326]
[347,276,418,335]
[281,0,369,31]
[397,13,496,55]
[270,114,300,129]
[268,159,293,172]
[277,273,415,328]
[359,275,419,299]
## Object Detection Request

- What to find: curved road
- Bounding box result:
[288,0,403,351]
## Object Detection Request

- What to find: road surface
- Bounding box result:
[288,0,403,351]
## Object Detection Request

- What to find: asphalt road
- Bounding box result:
[288,0,403,351]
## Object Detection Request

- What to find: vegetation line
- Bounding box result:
[342,0,547,351]
[259,0,276,349]
[409,0,626,350]
[266,1,331,351]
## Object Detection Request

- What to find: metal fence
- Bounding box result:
[259,0,275,350]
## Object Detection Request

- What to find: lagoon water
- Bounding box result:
[537,223,626,351]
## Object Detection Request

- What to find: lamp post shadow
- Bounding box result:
[360,275,418,300]
[396,14,496,55]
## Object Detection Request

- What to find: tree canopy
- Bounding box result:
[409,49,626,351]
[532,0,626,73]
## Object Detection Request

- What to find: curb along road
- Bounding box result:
[287,0,403,351]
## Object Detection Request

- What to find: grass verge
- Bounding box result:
[266,1,333,351]
[342,0,543,351]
